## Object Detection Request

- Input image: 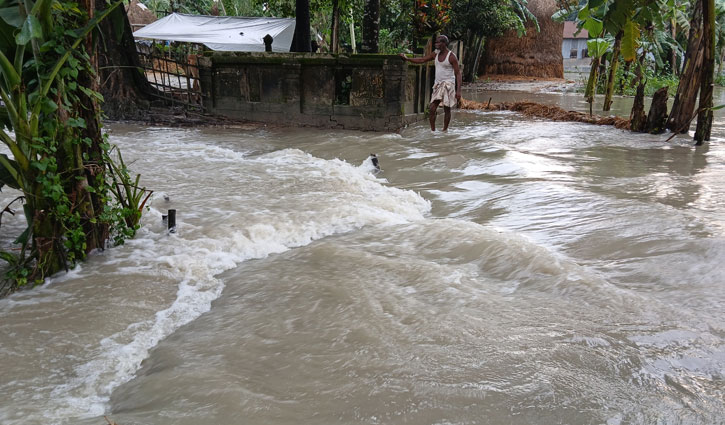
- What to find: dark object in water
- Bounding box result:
[370,153,380,170]
[168,209,176,233]
[646,87,669,134]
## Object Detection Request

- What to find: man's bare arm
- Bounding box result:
[399,52,436,64]
[450,54,462,100]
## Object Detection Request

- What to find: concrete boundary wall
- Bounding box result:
[197,53,433,131]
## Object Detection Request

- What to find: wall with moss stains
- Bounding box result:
[197,52,432,131]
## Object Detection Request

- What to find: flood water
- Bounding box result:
[1,90,724,425]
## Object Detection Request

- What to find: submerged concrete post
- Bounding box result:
[168,209,176,233]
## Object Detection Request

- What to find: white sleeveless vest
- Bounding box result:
[434,50,456,84]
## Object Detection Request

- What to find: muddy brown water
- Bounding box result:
[1,89,723,424]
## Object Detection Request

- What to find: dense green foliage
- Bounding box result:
[0,0,147,294]
[449,0,524,39]
[139,0,535,54]
[595,64,679,96]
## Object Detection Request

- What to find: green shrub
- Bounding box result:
[595,61,679,97]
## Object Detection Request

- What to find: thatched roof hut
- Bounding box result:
[126,0,157,30]
[479,0,563,78]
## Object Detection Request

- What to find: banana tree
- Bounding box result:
[559,0,610,114]
[599,0,644,110]
[694,0,715,143]
[602,30,622,111]
[0,0,135,292]
[555,0,681,112]
[661,0,691,74]
[583,35,610,113]
[714,0,725,75]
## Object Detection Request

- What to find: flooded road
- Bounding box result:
[1,90,724,424]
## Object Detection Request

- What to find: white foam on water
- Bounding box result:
[403,148,438,159]
[359,155,383,175]
[20,146,431,423]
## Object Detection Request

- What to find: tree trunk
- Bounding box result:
[464,32,483,82]
[31,208,64,280]
[630,83,647,132]
[695,0,715,144]
[618,60,631,94]
[585,56,601,115]
[31,0,111,281]
[97,1,154,120]
[292,0,311,52]
[667,0,704,133]
[330,0,340,54]
[603,31,623,112]
[361,0,380,53]
[77,0,109,252]
[470,36,484,82]
[349,8,357,53]
[671,20,678,75]
[646,87,669,134]
[462,30,474,80]
[630,57,648,132]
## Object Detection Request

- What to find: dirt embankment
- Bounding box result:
[467,74,582,94]
[459,98,630,130]
[460,75,631,130]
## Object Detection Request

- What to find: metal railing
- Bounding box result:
[136,42,203,111]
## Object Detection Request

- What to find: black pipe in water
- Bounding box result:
[168,209,176,233]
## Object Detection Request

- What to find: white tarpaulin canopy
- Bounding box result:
[133,13,295,52]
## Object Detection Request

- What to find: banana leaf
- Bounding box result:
[621,19,640,62]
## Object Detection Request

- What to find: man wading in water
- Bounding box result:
[400,35,462,132]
